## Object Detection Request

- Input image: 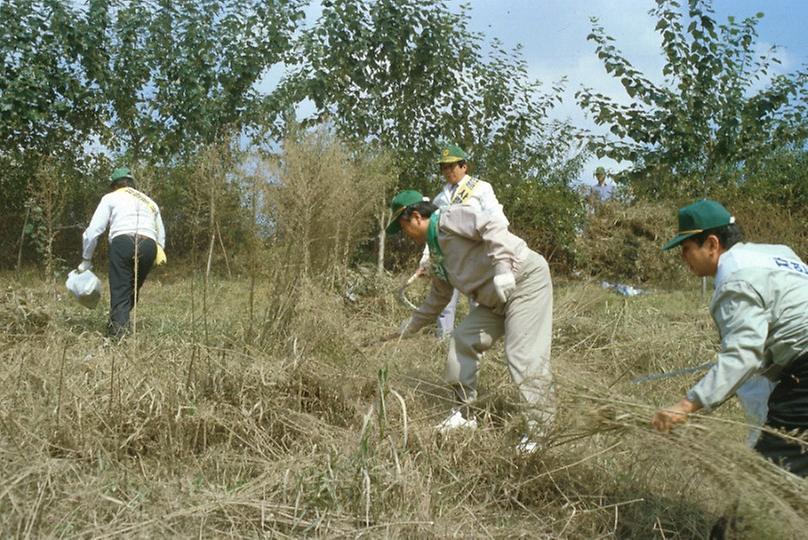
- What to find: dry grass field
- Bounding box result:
[1,265,806,539]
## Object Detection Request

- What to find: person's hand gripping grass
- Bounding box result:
[652,398,701,432]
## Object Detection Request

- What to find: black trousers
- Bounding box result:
[108,234,156,337]
[753,353,808,477]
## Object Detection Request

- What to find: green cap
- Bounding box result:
[437,144,469,164]
[110,167,133,184]
[386,190,425,235]
[662,199,735,251]
[594,166,606,176]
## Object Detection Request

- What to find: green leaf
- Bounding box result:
[578,0,806,197]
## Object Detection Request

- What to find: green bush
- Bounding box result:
[497,182,587,273]
[739,148,808,215]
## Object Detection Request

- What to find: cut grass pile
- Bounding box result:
[0,270,805,538]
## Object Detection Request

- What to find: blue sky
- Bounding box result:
[447,0,808,182]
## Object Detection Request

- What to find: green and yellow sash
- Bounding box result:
[427,211,448,282]
[122,187,167,265]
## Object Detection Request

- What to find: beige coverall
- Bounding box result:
[403,205,555,427]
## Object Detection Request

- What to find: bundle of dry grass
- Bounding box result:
[577,197,808,286]
[0,286,51,336]
[1,269,805,538]
[725,195,808,258]
[575,200,688,286]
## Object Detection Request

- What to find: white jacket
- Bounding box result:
[82,188,165,260]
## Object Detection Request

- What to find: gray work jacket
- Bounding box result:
[406,205,529,334]
[419,175,506,269]
[687,242,808,410]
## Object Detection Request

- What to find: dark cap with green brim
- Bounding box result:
[662,199,735,251]
[386,190,426,235]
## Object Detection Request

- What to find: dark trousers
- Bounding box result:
[753,353,808,477]
[108,234,156,337]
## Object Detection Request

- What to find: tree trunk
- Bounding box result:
[376,203,388,275]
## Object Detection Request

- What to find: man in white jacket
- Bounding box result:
[78,167,166,337]
[652,199,808,477]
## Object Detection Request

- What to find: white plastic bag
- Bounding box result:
[65,270,102,309]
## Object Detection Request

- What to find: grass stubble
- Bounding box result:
[0,271,806,539]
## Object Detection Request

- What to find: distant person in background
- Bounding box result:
[413,143,507,338]
[590,166,614,203]
[652,199,808,478]
[78,167,166,338]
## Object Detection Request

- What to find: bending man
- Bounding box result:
[415,143,506,337]
[78,167,166,338]
[652,199,808,477]
[387,190,554,451]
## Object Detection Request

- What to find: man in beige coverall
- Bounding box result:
[386,190,555,452]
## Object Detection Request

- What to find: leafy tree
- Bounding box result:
[0,0,306,266]
[103,0,306,162]
[576,0,808,198]
[284,0,585,268]
[0,1,103,153]
[1,0,305,168]
[285,0,471,191]
[285,0,581,193]
[0,0,106,213]
[461,41,584,190]
[740,148,808,212]
[467,43,586,268]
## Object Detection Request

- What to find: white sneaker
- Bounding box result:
[436,409,478,432]
[515,434,540,455]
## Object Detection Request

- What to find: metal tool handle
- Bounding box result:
[396,272,420,310]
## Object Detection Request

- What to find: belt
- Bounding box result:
[114,233,154,243]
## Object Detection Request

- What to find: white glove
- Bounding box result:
[493,272,516,303]
[77,259,93,273]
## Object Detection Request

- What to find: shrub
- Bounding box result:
[497,182,587,273]
[721,194,808,259]
[739,148,808,215]
[575,194,808,285]
[574,200,686,285]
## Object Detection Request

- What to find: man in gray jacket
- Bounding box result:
[414,143,506,337]
[387,190,555,452]
[652,199,808,477]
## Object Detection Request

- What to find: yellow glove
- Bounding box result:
[155,244,167,266]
